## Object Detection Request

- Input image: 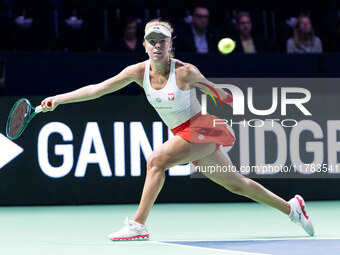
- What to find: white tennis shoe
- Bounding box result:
[288,195,314,236]
[108,217,149,241]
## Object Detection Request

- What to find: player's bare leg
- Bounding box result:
[133,137,216,224]
[195,149,314,235]
[108,139,216,240]
[195,149,290,214]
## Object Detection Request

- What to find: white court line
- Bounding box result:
[149,241,270,255]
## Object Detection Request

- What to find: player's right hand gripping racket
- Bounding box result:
[6,98,51,140]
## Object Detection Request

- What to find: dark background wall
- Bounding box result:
[1,52,340,97]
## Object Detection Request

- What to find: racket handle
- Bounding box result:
[36,101,52,113]
[35,106,42,113]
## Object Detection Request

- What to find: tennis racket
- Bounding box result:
[6,98,51,140]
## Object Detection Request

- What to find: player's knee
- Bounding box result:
[147,152,167,173]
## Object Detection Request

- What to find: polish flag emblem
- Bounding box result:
[168,93,174,101]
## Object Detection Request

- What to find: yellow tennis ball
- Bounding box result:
[218,38,236,54]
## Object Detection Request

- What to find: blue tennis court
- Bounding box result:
[158,239,340,255]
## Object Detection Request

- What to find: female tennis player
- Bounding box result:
[41,19,314,240]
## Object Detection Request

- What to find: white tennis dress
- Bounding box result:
[142,58,201,129]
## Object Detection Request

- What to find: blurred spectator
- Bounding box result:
[113,15,144,52]
[233,12,268,53]
[175,5,222,53]
[286,15,323,53]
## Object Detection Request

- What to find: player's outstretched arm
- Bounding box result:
[180,63,233,107]
[41,63,140,112]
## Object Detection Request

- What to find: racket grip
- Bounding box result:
[35,106,42,113]
[36,101,52,113]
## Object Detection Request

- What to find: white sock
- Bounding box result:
[288,199,295,218]
[131,220,145,227]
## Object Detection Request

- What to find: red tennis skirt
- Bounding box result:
[170,112,236,147]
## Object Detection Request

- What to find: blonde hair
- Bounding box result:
[144,19,175,58]
[293,15,316,47]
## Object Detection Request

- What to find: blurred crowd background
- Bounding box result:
[0,0,339,53]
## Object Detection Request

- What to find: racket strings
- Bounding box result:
[8,101,28,137]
